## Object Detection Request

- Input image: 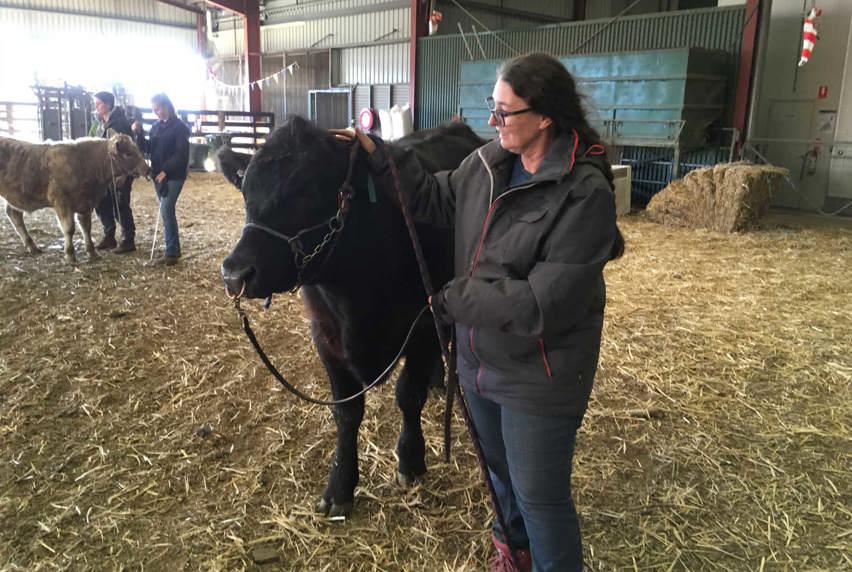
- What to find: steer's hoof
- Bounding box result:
[316,497,354,518]
[397,469,426,487]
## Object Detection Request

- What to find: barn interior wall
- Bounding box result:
[0,2,197,107]
[748,0,852,213]
[208,0,411,121]
[417,6,746,128]
[0,0,195,26]
[433,0,578,37]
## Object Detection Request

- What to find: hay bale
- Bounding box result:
[646,162,789,232]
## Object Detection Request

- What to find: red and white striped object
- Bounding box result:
[799,8,823,67]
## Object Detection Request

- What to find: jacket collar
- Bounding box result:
[477,130,585,188]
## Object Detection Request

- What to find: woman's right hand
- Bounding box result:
[131,120,143,133]
[329,127,376,154]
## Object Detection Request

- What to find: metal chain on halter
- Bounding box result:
[292,210,345,288]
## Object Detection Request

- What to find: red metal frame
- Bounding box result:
[732,0,760,144]
[207,1,263,114]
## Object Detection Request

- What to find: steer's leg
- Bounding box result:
[394,329,439,486]
[315,343,364,518]
[4,203,41,254]
[76,210,98,260]
[55,204,77,264]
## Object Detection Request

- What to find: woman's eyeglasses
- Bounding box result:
[486,97,532,127]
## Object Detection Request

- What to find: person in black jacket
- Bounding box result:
[92,91,137,252]
[132,93,190,266]
[336,53,624,572]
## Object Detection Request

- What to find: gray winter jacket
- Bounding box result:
[368,130,620,417]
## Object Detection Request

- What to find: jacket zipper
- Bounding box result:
[467,137,580,387]
[538,338,554,379]
[468,150,537,392]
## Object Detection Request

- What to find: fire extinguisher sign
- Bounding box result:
[818,85,828,99]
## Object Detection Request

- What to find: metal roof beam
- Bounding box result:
[456,1,574,24]
[156,0,204,15]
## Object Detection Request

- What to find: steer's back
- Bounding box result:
[0,137,109,213]
[0,137,52,211]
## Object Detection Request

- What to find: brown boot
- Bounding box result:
[113,241,136,254]
[95,235,117,250]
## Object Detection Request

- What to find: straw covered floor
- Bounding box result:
[0,173,849,571]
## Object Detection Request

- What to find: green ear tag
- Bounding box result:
[367,175,378,204]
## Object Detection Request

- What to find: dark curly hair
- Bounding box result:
[497,52,602,147]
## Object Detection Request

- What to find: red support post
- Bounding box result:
[572,0,586,22]
[207,1,263,114]
[732,0,761,144]
[196,12,206,52]
[243,1,262,114]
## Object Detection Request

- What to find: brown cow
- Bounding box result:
[0,133,149,263]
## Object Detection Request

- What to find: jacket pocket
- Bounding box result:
[518,208,548,224]
[497,208,549,275]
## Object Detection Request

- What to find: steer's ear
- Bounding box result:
[114,134,136,154]
[106,133,120,157]
[215,147,251,191]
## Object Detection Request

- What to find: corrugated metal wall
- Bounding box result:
[209,0,409,91]
[0,0,195,26]
[210,2,409,57]
[339,42,409,84]
[437,0,577,36]
[417,5,746,129]
[263,8,408,53]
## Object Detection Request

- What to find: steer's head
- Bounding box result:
[221,116,358,299]
[107,133,150,182]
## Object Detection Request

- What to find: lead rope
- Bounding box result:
[233,295,431,406]
[108,152,121,221]
[385,150,524,572]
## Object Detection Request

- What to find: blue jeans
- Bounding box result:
[464,389,584,572]
[95,180,135,243]
[156,179,184,257]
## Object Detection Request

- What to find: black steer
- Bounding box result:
[220,116,484,517]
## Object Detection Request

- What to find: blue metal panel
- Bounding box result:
[417,6,746,130]
[418,6,747,198]
[458,48,728,147]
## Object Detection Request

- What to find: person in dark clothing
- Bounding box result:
[335,53,624,572]
[93,91,137,252]
[132,93,190,266]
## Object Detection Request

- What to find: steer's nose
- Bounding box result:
[221,257,254,297]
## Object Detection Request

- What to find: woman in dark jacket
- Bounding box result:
[92,91,137,253]
[338,53,624,572]
[133,93,190,265]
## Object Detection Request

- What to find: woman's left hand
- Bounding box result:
[329,127,376,154]
[155,171,167,184]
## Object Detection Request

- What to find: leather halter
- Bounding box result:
[241,140,361,290]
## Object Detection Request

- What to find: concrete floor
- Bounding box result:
[763,208,852,231]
